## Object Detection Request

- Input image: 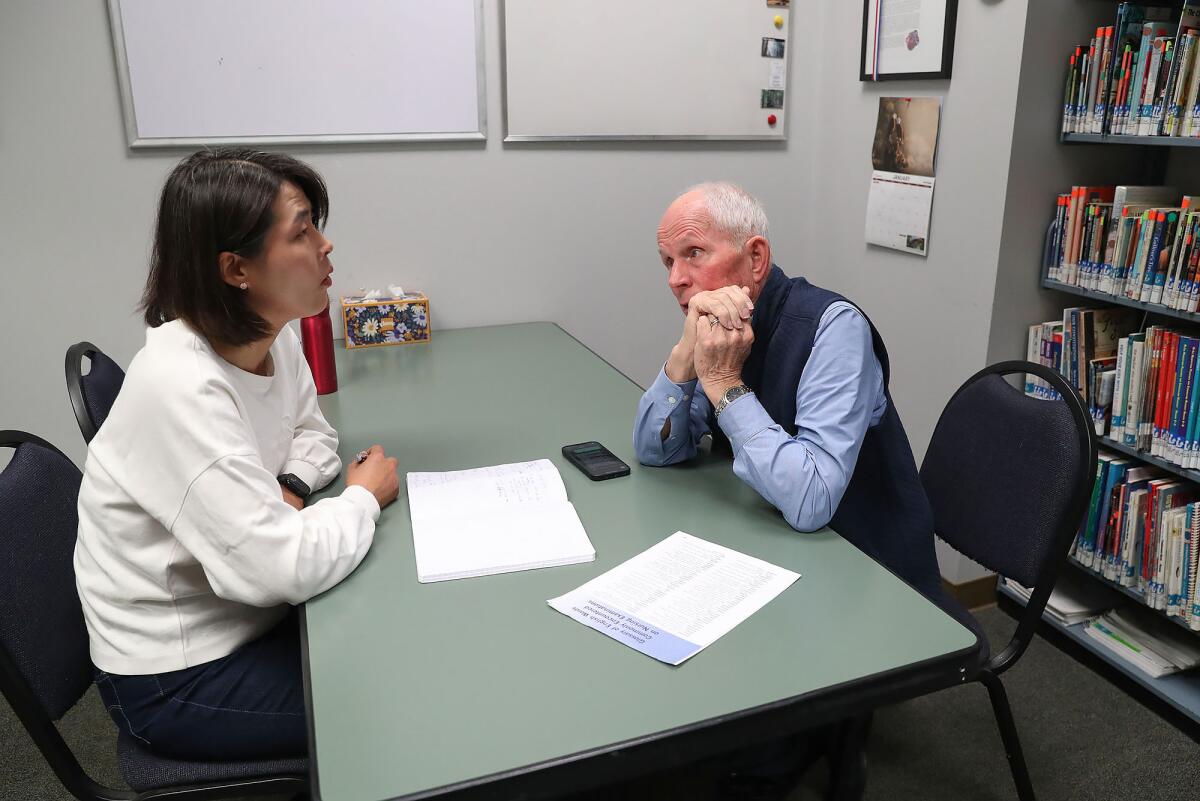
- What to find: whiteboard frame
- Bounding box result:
[498,0,789,143]
[106,0,488,148]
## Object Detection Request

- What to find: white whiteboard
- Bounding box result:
[108,0,486,147]
[501,0,791,141]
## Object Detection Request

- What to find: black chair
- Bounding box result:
[0,430,309,800]
[65,342,126,444]
[920,362,1097,801]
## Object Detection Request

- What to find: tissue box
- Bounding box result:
[340,292,431,349]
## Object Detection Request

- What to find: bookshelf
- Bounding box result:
[1032,2,1200,735]
[997,581,1200,727]
[1041,276,1200,324]
[1063,132,1200,147]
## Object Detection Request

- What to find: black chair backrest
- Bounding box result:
[920,361,1097,672]
[65,342,125,444]
[0,431,92,720]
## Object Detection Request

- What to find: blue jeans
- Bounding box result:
[94,611,306,761]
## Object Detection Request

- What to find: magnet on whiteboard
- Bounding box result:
[767,115,777,126]
[774,16,784,28]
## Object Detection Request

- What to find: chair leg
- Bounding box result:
[980,672,1035,801]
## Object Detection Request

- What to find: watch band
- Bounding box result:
[714,383,753,418]
[278,473,311,499]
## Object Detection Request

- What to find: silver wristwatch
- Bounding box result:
[714,383,753,418]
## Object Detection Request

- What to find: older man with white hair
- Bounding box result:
[634,183,976,799]
[635,182,948,606]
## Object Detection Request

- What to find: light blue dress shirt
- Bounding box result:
[633,302,887,532]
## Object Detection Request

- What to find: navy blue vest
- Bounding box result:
[712,266,946,604]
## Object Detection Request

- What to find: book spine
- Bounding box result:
[1130,26,1156,135]
[1183,34,1200,136]
[1173,213,1198,306]
[1189,504,1200,629]
[1099,26,1113,133]
[1125,210,1153,297]
[1112,335,1130,440]
[1101,205,1122,292]
[1069,308,1081,390]
[1113,45,1132,135]
[1067,187,1084,285]
[1151,210,1181,302]
[1140,210,1167,301]
[1065,49,1079,133]
[1168,514,1186,615]
[1169,31,1199,135]
[1032,326,1041,398]
[1146,330,1160,451]
[1126,337,1147,446]
[1164,209,1191,304]
[1080,459,1108,558]
[1122,491,1143,585]
[1081,205,1097,288]
[1142,484,1161,593]
[1172,338,1196,463]
[1140,38,1166,135]
[1154,37,1178,134]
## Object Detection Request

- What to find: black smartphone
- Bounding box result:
[562,441,631,481]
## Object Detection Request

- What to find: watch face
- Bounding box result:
[281,474,311,497]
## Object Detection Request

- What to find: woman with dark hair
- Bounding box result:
[74,149,399,761]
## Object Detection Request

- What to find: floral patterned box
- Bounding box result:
[340,292,431,349]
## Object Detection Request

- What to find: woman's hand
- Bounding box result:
[346,444,400,509]
[281,486,305,511]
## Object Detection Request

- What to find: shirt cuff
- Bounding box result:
[340,484,381,522]
[282,459,325,493]
[650,365,698,409]
[716,393,776,455]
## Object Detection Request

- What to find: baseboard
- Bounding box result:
[942,573,997,611]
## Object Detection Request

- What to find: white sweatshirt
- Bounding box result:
[75,320,380,675]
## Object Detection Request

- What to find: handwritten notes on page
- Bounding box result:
[407,460,595,583]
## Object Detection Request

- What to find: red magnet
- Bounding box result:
[767,114,777,126]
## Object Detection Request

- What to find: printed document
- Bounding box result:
[407,459,595,583]
[548,532,800,665]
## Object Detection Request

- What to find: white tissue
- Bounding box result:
[350,285,414,301]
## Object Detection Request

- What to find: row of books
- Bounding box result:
[1046,184,1200,315]
[1062,3,1200,138]
[1071,454,1200,629]
[1025,307,1137,424]
[1028,313,1200,471]
[1003,577,1200,677]
[1083,609,1200,677]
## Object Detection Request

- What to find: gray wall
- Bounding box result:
[3,1,1038,581]
[802,0,1031,582]
[2,0,816,465]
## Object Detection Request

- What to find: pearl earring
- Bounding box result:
[239,282,248,290]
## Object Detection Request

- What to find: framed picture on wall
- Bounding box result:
[860,0,958,81]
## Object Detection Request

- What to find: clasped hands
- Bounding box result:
[665,285,755,406]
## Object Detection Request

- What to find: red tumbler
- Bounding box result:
[300,303,338,395]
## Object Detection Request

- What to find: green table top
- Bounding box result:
[305,322,977,801]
